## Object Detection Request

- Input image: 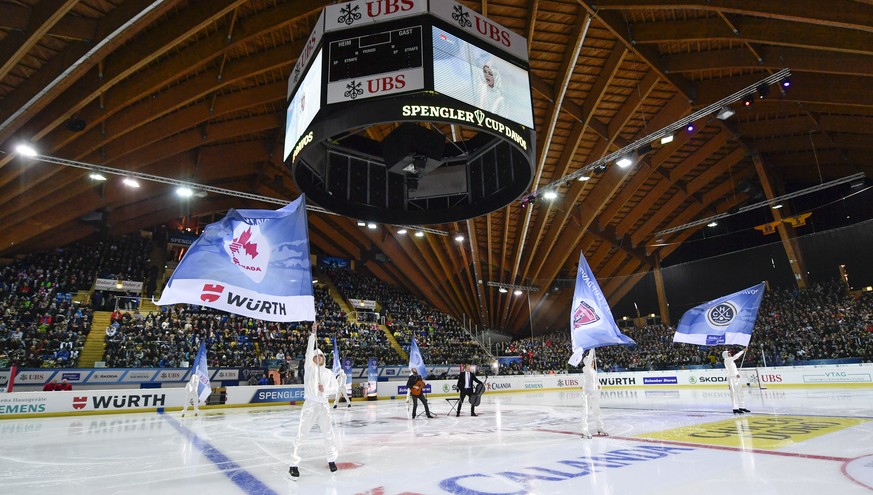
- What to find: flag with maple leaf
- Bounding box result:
[155,195,315,322]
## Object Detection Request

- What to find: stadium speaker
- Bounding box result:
[382,123,445,174]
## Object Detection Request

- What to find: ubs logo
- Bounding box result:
[345,80,364,99]
[451,4,472,27]
[337,4,362,25]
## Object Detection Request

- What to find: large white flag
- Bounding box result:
[673,282,766,346]
[156,196,315,322]
[409,338,428,378]
[192,341,211,403]
[568,251,635,366]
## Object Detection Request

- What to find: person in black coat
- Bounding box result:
[455,364,483,417]
[405,368,436,419]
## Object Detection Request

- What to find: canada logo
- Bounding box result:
[573,299,600,329]
[225,223,270,283]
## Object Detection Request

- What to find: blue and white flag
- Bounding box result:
[156,196,315,322]
[673,282,766,346]
[568,251,636,366]
[192,341,211,403]
[331,337,342,375]
[408,338,427,378]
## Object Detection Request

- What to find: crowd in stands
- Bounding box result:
[7,230,870,378]
[494,280,873,374]
[326,267,487,367]
[102,285,404,371]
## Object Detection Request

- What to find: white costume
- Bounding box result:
[181,375,201,417]
[290,327,339,473]
[333,369,351,408]
[478,63,505,116]
[723,348,748,413]
[581,349,606,438]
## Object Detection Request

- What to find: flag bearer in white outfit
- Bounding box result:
[723,347,750,414]
[580,349,607,439]
[181,374,201,417]
[333,368,351,408]
[289,322,339,479]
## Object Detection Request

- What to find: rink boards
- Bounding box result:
[2,364,871,419]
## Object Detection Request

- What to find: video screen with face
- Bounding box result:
[284,50,323,161]
[432,26,533,128]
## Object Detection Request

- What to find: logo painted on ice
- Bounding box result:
[707,301,737,327]
[573,300,600,329]
[225,224,269,283]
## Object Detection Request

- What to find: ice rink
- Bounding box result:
[1,386,872,494]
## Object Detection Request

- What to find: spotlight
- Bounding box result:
[637,144,654,156]
[89,173,107,181]
[397,228,408,234]
[15,143,37,157]
[514,289,523,296]
[176,187,193,197]
[716,106,735,120]
[660,134,674,144]
[757,83,770,99]
[543,190,558,200]
[742,95,754,107]
[707,221,718,227]
[771,203,783,210]
[367,222,377,229]
[686,124,694,132]
[414,231,424,238]
[498,287,508,294]
[593,165,607,175]
[616,155,634,168]
[454,234,464,242]
[578,175,591,181]
[357,220,366,227]
[122,178,140,188]
[781,77,791,89]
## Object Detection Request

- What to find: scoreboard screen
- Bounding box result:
[329,25,423,82]
[432,26,533,128]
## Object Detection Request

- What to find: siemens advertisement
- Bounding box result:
[432,26,533,128]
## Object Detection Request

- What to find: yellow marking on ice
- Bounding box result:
[638,415,866,449]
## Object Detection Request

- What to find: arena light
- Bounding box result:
[397,228,407,235]
[707,221,718,227]
[771,203,783,209]
[716,106,735,120]
[367,222,377,229]
[89,173,107,181]
[414,231,424,238]
[616,155,634,168]
[122,178,140,188]
[15,142,37,157]
[454,234,465,242]
[357,220,366,227]
[660,134,674,145]
[514,289,523,296]
[542,190,558,200]
[176,187,194,197]
[578,175,591,181]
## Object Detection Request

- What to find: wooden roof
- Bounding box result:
[1,0,871,336]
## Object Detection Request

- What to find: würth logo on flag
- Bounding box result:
[225,224,269,283]
[573,300,600,328]
[200,284,225,303]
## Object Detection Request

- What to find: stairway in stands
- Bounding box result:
[80,311,111,367]
[139,297,160,315]
[319,273,407,361]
